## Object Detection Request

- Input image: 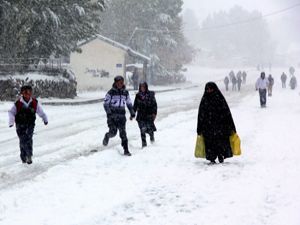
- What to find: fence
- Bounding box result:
[0,58,68,75]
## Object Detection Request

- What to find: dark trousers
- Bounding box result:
[225,84,229,91]
[138,121,155,145]
[16,124,35,162]
[259,89,267,107]
[104,115,128,150]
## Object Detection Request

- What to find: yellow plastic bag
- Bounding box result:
[195,135,206,158]
[230,133,242,156]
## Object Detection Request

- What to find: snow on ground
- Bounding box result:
[0,66,299,225]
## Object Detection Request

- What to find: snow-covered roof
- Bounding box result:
[78,34,151,62]
[126,63,144,69]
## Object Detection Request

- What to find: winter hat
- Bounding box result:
[114,76,124,82]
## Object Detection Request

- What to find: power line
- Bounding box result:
[136,2,300,34]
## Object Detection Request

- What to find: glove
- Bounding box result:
[44,121,48,126]
[9,125,13,128]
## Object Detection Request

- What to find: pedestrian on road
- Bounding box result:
[8,85,48,164]
[232,75,237,91]
[224,76,230,91]
[229,70,235,82]
[237,75,243,92]
[290,76,297,90]
[242,71,247,84]
[133,82,157,148]
[267,74,274,97]
[281,72,287,88]
[256,72,269,108]
[103,76,136,156]
[197,82,237,164]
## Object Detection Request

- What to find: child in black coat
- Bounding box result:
[133,82,157,148]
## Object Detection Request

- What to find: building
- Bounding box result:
[70,34,150,91]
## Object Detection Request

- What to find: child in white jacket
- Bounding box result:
[256,72,269,108]
[8,85,48,164]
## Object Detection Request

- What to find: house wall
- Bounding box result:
[70,39,126,91]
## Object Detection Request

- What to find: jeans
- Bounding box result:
[259,89,267,107]
[16,124,35,162]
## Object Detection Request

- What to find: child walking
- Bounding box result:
[8,85,48,164]
[103,76,135,156]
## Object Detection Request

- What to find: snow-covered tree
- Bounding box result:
[0,0,104,61]
[100,0,194,75]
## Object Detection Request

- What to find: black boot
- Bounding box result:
[26,156,32,164]
[124,151,132,156]
[123,142,132,156]
[21,155,26,164]
[141,132,147,148]
[209,160,216,165]
[142,141,147,148]
[150,134,155,143]
[103,134,109,146]
[218,155,224,164]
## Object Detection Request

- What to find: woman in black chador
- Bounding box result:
[197,82,236,164]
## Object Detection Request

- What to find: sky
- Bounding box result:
[183,0,300,53]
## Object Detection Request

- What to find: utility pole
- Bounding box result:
[127,27,139,47]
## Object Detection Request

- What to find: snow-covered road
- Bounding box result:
[0,87,203,189]
[0,68,299,225]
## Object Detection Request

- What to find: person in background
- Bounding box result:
[242,71,247,84]
[290,75,297,90]
[232,75,237,91]
[229,70,235,82]
[281,72,287,88]
[224,76,230,91]
[132,68,139,91]
[103,76,136,156]
[267,74,274,97]
[8,85,48,164]
[237,74,243,92]
[197,82,236,164]
[133,82,157,148]
[256,72,269,108]
[236,71,242,80]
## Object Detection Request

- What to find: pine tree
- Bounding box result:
[0,0,104,61]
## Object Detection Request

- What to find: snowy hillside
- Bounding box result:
[0,67,299,225]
